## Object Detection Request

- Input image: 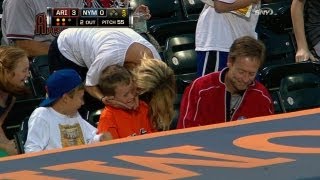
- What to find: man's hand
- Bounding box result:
[295,48,316,62]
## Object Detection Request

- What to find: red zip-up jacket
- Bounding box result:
[177,68,274,128]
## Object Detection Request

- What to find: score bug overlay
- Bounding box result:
[47,7,133,28]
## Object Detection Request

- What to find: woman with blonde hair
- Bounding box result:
[133,57,176,131]
[0,46,30,155]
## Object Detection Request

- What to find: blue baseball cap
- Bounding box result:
[39,69,82,107]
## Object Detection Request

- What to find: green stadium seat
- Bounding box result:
[259,62,320,113]
[256,0,295,68]
[279,73,320,112]
[29,55,50,97]
[149,19,197,47]
[163,34,198,129]
[4,97,44,140]
[87,109,102,128]
[13,116,29,154]
[163,33,197,94]
[180,0,204,20]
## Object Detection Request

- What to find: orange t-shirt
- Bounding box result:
[97,101,154,139]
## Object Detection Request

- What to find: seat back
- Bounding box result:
[29,55,50,97]
[4,97,44,140]
[256,0,295,68]
[279,73,320,112]
[149,19,197,47]
[163,33,197,74]
[257,0,292,34]
[259,62,320,113]
[31,55,50,80]
[87,109,102,127]
[13,116,29,154]
[180,0,204,20]
[163,33,197,94]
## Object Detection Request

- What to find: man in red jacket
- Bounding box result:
[177,36,274,128]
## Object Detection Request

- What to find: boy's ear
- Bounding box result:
[61,93,70,103]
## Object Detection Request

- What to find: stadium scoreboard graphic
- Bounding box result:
[46,7,132,27]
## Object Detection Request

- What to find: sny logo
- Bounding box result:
[254,7,274,15]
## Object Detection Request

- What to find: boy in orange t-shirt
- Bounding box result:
[97,65,154,139]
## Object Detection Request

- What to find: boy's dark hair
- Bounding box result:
[99,65,133,96]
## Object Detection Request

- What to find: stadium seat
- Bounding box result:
[259,62,320,113]
[258,30,296,68]
[163,34,198,129]
[13,116,29,154]
[256,0,295,68]
[4,97,43,140]
[31,55,50,80]
[258,0,292,34]
[87,109,102,127]
[163,33,197,94]
[279,73,320,112]
[180,0,204,20]
[149,19,197,47]
[29,55,50,97]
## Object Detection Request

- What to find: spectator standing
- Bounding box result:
[196,0,261,76]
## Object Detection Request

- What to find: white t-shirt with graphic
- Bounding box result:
[24,107,101,153]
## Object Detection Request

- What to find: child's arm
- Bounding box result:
[97,108,120,139]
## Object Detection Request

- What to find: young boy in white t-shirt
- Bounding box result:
[24,69,111,153]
